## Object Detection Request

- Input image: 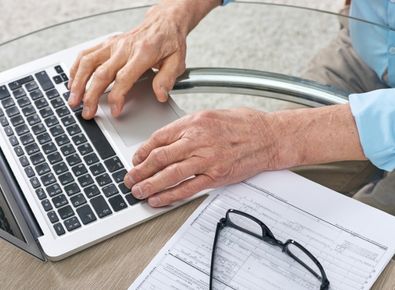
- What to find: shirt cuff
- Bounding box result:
[349,89,395,171]
[222,0,233,5]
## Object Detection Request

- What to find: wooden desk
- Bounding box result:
[0,196,394,289]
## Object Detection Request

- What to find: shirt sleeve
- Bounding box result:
[222,0,233,5]
[349,89,395,171]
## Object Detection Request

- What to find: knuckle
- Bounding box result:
[210,164,230,180]
[168,164,184,179]
[151,148,168,166]
[115,70,128,83]
[80,55,94,67]
[94,67,112,82]
[141,181,153,194]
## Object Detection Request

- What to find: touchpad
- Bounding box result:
[97,77,181,147]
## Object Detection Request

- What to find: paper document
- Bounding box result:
[130,171,395,290]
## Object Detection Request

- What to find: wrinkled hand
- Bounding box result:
[68,4,188,119]
[123,108,279,207]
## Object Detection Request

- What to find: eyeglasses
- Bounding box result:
[210,209,330,290]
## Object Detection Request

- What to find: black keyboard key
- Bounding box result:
[0,108,3,117]
[54,65,63,74]
[0,85,10,100]
[44,116,58,127]
[96,173,112,187]
[9,76,33,90]
[2,98,15,108]
[76,204,96,225]
[84,184,100,198]
[47,211,59,223]
[61,115,75,127]
[29,90,43,100]
[66,154,81,166]
[109,195,128,212]
[56,106,70,117]
[72,164,87,177]
[53,223,65,236]
[26,114,40,126]
[15,124,29,136]
[70,193,86,208]
[64,216,81,232]
[76,113,116,160]
[55,134,70,146]
[51,97,64,108]
[58,205,74,220]
[50,125,64,137]
[39,107,53,118]
[105,156,123,173]
[24,166,35,178]
[5,126,13,136]
[0,117,8,127]
[119,183,131,194]
[61,73,68,82]
[25,81,38,92]
[83,153,99,166]
[53,162,68,175]
[89,163,105,176]
[78,174,93,188]
[46,183,62,197]
[63,92,71,101]
[36,162,50,175]
[91,196,112,218]
[60,144,75,156]
[125,194,139,206]
[71,133,87,146]
[66,124,81,136]
[10,115,24,127]
[30,153,45,165]
[14,146,24,156]
[53,75,63,84]
[113,169,127,183]
[64,82,69,89]
[52,194,68,208]
[19,156,29,167]
[9,135,19,146]
[37,133,51,145]
[31,123,46,135]
[103,184,119,198]
[12,88,25,99]
[36,188,46,200]
[48,152,62,164]
[42,142,57,155]
[46,88,59,99]
[21,105,35,117]
[20,133,34,145]
[35,98,49,109]
[41,199,52,211]
[77,143,93,155]
[59,172,74,185]
[41,173,56,186]
[17,96,30,107]
[6,106,20,117]
[35,71,54,91]
[64,183,80,196]
[26,143,40,155]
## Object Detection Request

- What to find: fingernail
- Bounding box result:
[160,86,169,102]
[132,185,144,199]
[124,174,135,188]
[68,93,76,105]
[82,107,91,118]
[149,196,161,207]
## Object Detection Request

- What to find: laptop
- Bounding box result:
[0,33,197,261]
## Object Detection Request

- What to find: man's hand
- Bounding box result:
[68,0,220,120]
[123,108,280,207]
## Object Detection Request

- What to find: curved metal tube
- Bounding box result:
[172,68,349,107]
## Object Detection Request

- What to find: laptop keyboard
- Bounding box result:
[0,65,140,236]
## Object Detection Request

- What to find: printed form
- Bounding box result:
[130,171,395,290]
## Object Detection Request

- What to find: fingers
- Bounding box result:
[130,157,204,200]
[147,175,212,207]
[152,52,186,102]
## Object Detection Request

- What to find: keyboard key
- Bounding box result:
[58,205,74,220]
[66,154,81,166]
[36,188,46,200]
[37,133,51,145]
[61,115,75,126]
[21,105,35,116]
[9,135,19,146]
[35,71,54,91]
[24,166,35,178]
[52,194,68,208]
[76,113,116,160]
[72,164,87,177]
[89,163,105,176]
[2,98,15,108]
[53,162,68,175]
[96,173,112,187]
[44,116,59,127]
[109,195,128,212]
[103,184,119,198]
[6,106,20,117]
[41,199,52,211]
[20,133,34,145]
[60,73,68,82]
[70,193,86,208]
[55,134,70,146]
[53,75,63,84]
[66,124,81,136]
[0,85,10,100]
[119,183,131,194]
[78,174,93,187]
[5,126,13,136]
[83,153,99,166]
[105,156,123,173]
[53,223,65,236]
[39,107,53,118]
[76,204,96,225]
[0,108,3,117]
[113,169,127,183]
[84,184,100,198]
[14,146,24,156]
[27,114,40,126]
[64,216,81,232]
[46,183,62,197]
[9,76,33,90]
[31,123,46,135]
[48,152,62,164]
[17,96,30,107]
[36,162,50,175]
[60,144,75,156]
[54,65,63,74]
[35,98,49,109]
[19,156,29,167]
[59,172,74,185]
[25,81,38,92]
[77,143,93,155]
[50,125,64,137]
[41,173,56,186]
[46,88,59,99]
[30,152,45,165]
[72,133,87,146]
[10,115,24,127]
[64,183,80,196]
[12,88,26,99]
[42,142,57,155]
[56,106,70,117]
[0,117,8,127]
[26,143,40,155]
[15,124,29,136]
[64,82,69,89]
[63,92,70,100]
[51,97,64,109]
[125,194,140,206]
[29,90,43,100]
[47,211,59,223]
[91,196,112,218]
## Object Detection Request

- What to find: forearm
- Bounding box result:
[267,104,366,169]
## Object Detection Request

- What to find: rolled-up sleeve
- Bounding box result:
[349,89,395,171]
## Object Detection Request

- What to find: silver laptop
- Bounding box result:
[0,34,198,261]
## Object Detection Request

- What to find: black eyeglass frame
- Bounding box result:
[209,209,330,290]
